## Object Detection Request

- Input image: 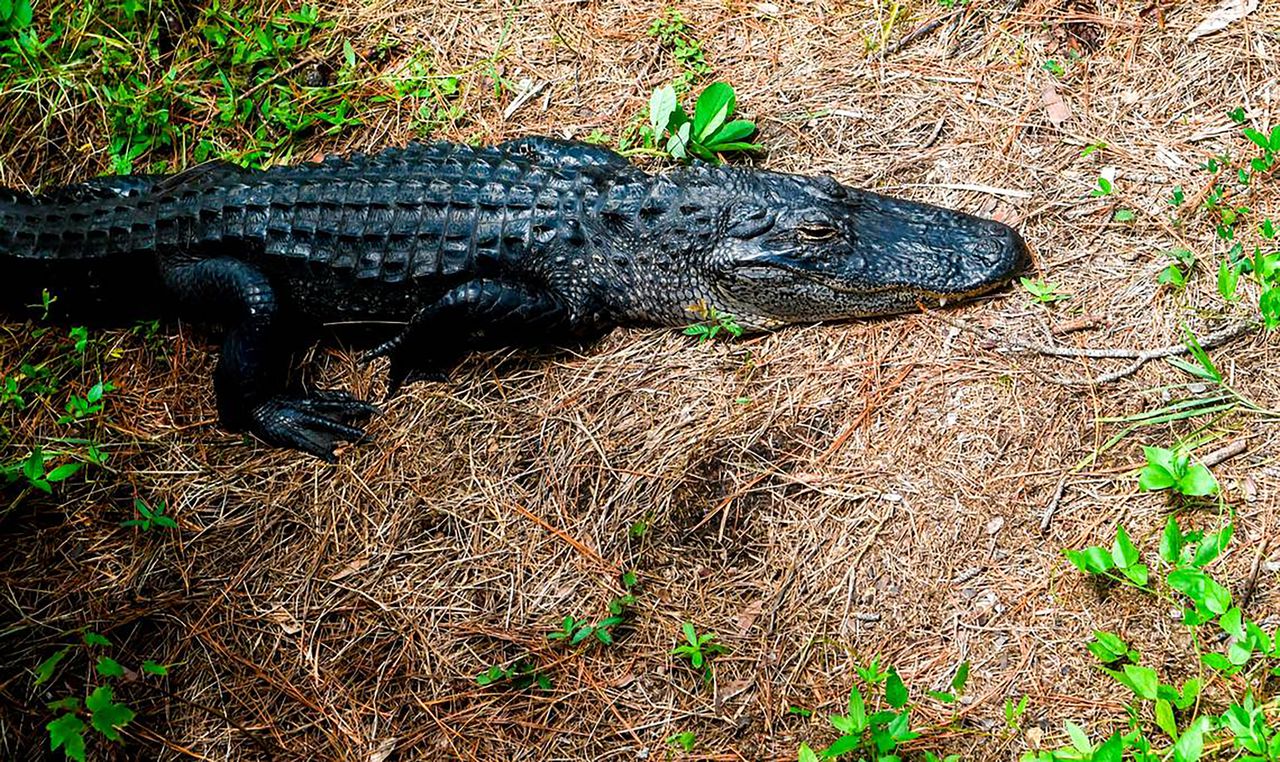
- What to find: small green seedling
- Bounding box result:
[1087,631,1140,665]
[1020,277,1070,304]
[684,302,744,342]
[1089,176,1113,197]
[475,660,552,691]
[667,731,697,751]
[925,660,970,704]
[120,499,177,532]
[1138,446,1219,497]
[1064,525,1150,586]
[1157,248,1195,289]
[671,621,727,682]
[649,81,761,164]
[1113,209,1135,223]
[1042,60,1065,77]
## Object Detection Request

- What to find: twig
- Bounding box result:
[930,311,1258,385]
[884,10,962,56]
[1240,533,1272,611]
[1039,476,1069,533]
[1201,438,1248,467]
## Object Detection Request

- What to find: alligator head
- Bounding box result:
[685,169,1029,330]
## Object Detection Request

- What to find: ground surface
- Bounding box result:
[2,1,1279,760]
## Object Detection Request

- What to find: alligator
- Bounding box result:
[0,137,1029,460]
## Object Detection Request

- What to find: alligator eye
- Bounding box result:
[796,224,839,243]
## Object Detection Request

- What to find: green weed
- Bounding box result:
[36,629,168,761]
[648,81,760,164]
[671,621,727,684]
[684,302,745,342]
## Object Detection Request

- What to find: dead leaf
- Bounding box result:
[736,599,764,634]
[1188,0,1258,42]
[266,606,302,635]
[369,737,398,762]
[329,556,369,582]
[1041,83,1071,128]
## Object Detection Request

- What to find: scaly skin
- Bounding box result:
[0,137,1029,459]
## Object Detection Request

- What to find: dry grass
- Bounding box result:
[2,0,1280,760]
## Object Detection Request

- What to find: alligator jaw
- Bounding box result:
[707,176,1030,328]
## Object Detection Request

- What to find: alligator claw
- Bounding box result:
[248,391,380,461]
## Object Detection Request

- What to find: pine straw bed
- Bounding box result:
[2,1,1279,759]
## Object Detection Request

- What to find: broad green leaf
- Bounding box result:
[1065,720,1092,753]
[848,684,867,731]
[1218,259,1241,300]
[1138,464,1176,492]
[692,82,735,140]
[667,121,692,160]
[1177,678,1201,710]
[83,632,111,647]
[1220,607,1245,639]
[698,140,762,152]
[141,660,168,676]
[1093,732,1123,762]
[951,661,970,692]
[708,119,755,144]
[47,713,86,762]
[822,734,861,758]
[926,690,955,703]
[885,669,908,708]
[1155,698,1177,739]
[649,85,678,135]
[1122,664,1159,699]
[799,742,820,762]
[35,647,70,685]
[1112,526,1140,569]
[86,685,135,742]
[1180,464,1219,497]
[1244,128,1271,152]
[681,621,697,646]
[1201,652,1234,672]
[1122,564,1149,586]
[1159,516,1183,564]
[45,463,81,482]
[95,656,125,679]
[1173,716,1210,762]
[1228,639,1252,666]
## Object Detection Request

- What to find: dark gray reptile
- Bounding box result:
[0,137,1028,460]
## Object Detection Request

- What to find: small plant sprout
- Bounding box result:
[1168,186,1185,207]
[1089,175,1114,197]
[1042,60,1065,77]
[671,622,727,683]
[120,498,177,532]
[1156,248,1196,289]
[683,301,744,341]
[1113,208,1136,223]
[649,81,761,164]
[1019,277,1070,304]
[1138,446,1219,497]
[667,731,697,751]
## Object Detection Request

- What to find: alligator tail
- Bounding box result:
[0,175,168,323]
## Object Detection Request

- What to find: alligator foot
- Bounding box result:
[361,336,458,399]
[247,390,381,461]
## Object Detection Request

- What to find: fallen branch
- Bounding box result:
[1201,438,1248,467]
[930,311,1259,386]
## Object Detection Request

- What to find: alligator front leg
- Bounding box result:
[164,257,379,461]
[365,279,593,395]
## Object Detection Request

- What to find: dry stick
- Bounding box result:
[1039,475,1069,533]
[884,10,962,56]
[928,311,1258,385]
[1201,438,1249,467]
[1240,533,1272,611]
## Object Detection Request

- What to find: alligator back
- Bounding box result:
[0,176,169,322]
[1,141,644,327]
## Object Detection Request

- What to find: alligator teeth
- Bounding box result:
[938,297,949,307]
